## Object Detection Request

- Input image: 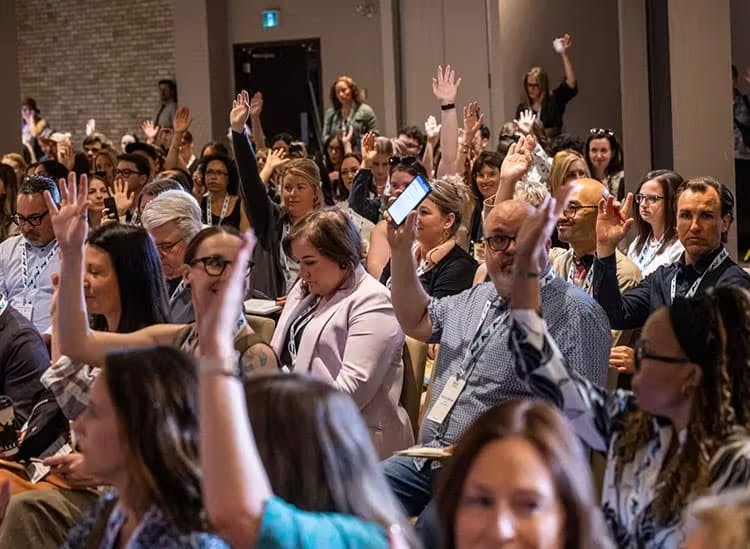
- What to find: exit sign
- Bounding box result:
[263,9,280,28]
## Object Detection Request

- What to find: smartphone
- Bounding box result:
[103,197,118,220]
[386,174,432,226]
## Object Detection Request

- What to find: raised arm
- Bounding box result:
[249,91,267,153]
[386,211,432,341]
[46,173,174,366]
[164,107,191,171]
[496,135,535,202]
[421,115,441,177]
[259,148,289,186]
[556,34,577,88]
[455,102,483,175]
[197,230,273,547]
[231,90,275,243]
[433,65,462,177]
[348,132,381,224]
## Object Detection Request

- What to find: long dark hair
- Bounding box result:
[0,164,18,240]
[87,224,170,332]
[243,374,415,543]
[468,151,504,243]
[632,170,682,257]
[104,346,205,532]
[584,131,624,177]
[199,154,240,196]
[437,400,612,549]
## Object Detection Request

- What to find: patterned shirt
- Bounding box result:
[418,276,610,451]
[510,309,750,548]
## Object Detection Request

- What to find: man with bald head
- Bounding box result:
[381,199,610,544]
[550,177,641,349]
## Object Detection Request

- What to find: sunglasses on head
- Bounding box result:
[589,128,615,138]
[388,155,418,168]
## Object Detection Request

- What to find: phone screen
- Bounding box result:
[103,197,118,219]
[386,174,432,226]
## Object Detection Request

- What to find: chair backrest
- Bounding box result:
[400,336,428,438]
[245,314,276,343]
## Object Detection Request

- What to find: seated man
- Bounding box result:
[593,176,750,334]
[0,294,49,422]
[383,198,611,543]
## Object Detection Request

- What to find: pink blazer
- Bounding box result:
[271,265,414,458]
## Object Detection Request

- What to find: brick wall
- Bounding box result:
[16,0,175,148]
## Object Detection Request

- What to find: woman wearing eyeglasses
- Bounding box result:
[508,189,750,548]
[626,170,685,276]
[49,175,278,377]
[585,128,625,200]
[198,154,250,231]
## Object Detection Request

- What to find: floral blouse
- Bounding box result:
[509,309,750,549]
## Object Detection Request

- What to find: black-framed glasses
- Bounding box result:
[188,255,254,277]
[115,168,142,178]
[205,169,229,177]
[634,193,664,205]
[589,128,615,138]
[484,234,516,252]
[12,211,49,227]
[388,155,418,168]
[155,239,184,255]
[633,340,691,372]
[562,204,598,218]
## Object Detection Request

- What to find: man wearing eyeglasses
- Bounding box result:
[550,177,641,348]
[383,198,610,545]
[114,153,151,224]
[0,176,61,333]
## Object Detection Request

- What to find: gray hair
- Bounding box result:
[141,189,203,243]
[514,180,549,207]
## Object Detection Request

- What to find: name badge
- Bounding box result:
[426,375,467,425]
[16,305,33,322]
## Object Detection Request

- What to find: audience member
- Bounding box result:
[154,78,178,129]
[273,208,413,457]
[0,164,18,242]
[114,153,150,223]
[585,128,625,200]
[81,133,106,165]
[199,154,249,230]
[548,149,589,194]
[322,75,378,145]
[627,170,684,275]
[349,133,395,224]
[0,175,61,333]
[684,489,750,549]
[397,126,426,157]
[92,148,118,187]
[86,173,111,230]
[2,153,27,191]
[21,98,48,162]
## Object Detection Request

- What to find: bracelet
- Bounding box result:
[440,103,456,111]
[199,354,242,378]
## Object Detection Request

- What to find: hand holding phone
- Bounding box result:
[386,174,431,226]
[103,197,118,220]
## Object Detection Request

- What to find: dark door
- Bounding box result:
[233,39,322,155]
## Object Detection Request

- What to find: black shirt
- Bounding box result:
[592,246,750,330]
[380,244,478,299]
[516,79,578,137]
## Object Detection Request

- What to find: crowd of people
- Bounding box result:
[0,31,749,548]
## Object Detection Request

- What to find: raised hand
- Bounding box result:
[513,109,536,136]
[501,135,535,184]
[230,90,251,134]
[173,106,192,133]
[432,65,462,106]
[555,33,573,54]
[264,148,289,172]
[154,128,173,150]
[360,131,378,168]
[385,210,417,254]
[249,91,264,118]
[340,125,354,147]
[57,140,75,170]
[112,177,134,216]
[44,172,89,251]
[596,193,634,257]
[85,118,96,137]
[141,120,159,143]
[424,115,441,145]
[196,230,257,357]
[462,101,484,139]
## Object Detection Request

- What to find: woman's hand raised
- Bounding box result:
[44,172,89,252]
[230,90,251,134]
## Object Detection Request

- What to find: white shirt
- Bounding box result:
[627,235,684,277]
[0,235,60,333]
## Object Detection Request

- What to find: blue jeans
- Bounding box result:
[382,455,442,547]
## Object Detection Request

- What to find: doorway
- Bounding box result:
[233,39,323,155]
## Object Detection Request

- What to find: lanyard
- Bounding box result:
[670,248,729,301]
[207,194,230,225]
[458,268,556,379]
[287,297,321,366]
[0,294,6,316]
[567,257,594,293]
[169,279,186,303]
[21,241,59,305]
[637,236,663,269]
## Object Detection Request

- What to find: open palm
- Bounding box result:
[432,65,462,104]
[230,90,251,133]
[45,173,89,250]
[501,136,534,183]
[174,107,192,133]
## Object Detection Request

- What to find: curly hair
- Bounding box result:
[329,76,365,111]
[614,293,734,525]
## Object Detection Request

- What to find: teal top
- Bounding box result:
[257,497,388,549]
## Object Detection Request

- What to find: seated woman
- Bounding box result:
[47,174,276,374]
[61,346,226,547]
[271,208,413,458]
[437,400,612,549]
[627,170,684,276]
[507,188,750,548]
[380,179,477,298]
[585,128,624,200]
[348,133,394,224]
[86,173,111,230]
[199,154,250,230]
[231,90,323,299]
[196,231,415,549]
[0,221,172,548]
[466,151,504,256]
[329,153,374,254]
